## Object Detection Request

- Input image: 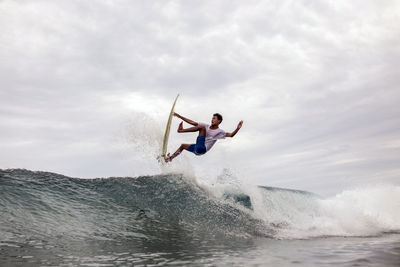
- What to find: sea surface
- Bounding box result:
[1,168,399,266]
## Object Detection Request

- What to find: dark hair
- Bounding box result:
[213,113,223,122]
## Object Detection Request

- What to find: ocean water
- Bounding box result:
[0,168,399,266]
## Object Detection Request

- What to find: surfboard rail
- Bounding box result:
[160,94,179,161]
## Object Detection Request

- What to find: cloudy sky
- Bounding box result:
[1,0,399,195]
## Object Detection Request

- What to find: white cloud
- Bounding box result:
[1,0,399,195]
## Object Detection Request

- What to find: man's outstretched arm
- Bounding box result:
[226,120,243,137]
[174,112,198,126]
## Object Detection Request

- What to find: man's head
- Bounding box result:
[211,113,223,126]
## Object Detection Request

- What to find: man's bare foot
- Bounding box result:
[177,122,183,133]
[164,153,172,163]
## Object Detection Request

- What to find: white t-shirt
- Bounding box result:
[198,122,226,151]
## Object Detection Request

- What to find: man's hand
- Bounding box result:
[173,113,198,126]
[226,120,243,137]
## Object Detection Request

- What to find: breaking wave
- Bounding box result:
[1,168,399,248]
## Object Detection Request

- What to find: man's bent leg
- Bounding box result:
[166,144,190,162]
[178,124,206,136]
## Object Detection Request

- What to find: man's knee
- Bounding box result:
[198,125,206,135]
[180,144,190,149]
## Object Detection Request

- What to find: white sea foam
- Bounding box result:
[255,184,400,239]
[313,185,400,236]
[201,169,400,239]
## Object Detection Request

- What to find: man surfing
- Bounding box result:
[164,112,243,162]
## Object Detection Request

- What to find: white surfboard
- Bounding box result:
[160,94,179,162]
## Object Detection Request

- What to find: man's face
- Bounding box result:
[211,115,220,126]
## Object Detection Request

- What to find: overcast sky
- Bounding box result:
[1,0,399,195]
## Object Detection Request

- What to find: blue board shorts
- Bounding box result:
[186,136,207,155]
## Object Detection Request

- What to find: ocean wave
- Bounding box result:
[1,168,399,246]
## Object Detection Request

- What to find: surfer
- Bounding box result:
[164,113,243,162]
